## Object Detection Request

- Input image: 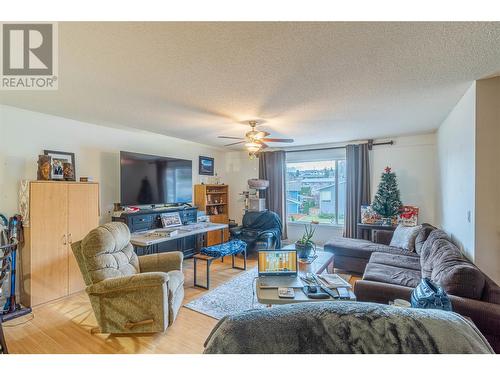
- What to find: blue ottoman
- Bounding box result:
[200,240,247,257]
[194,240,247,289]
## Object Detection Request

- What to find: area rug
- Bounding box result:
[184,267,266,320]
[184,268,353,320]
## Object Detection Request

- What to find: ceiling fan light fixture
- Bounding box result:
[245,141,262,153]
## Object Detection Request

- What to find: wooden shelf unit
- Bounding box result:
[194,184,229,246]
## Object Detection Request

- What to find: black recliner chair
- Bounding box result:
[229,211,282,252]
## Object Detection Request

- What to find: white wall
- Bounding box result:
[224,151,259,224]
[436,83,476,259]
[0,105,227,223]
[371,133,438,225]
[474,77,500,283]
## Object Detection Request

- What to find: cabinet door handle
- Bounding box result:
[62,234,67,245]
[68,233,73,244]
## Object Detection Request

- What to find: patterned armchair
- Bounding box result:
[71,222,184,334]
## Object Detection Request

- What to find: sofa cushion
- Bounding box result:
[415,223,437,255]
[369,252,421,271]
[419,229,450,264]
[389,224,422,252]
[430,239,485,300]
[324,237,416,260]
[363,262,421,288]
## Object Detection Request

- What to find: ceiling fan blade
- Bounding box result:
[256,131,271,138]
[260,138,294,143]
[224,140,246,146]
[218,136,245,140]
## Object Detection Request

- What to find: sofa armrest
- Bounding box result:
[229,226,243,237]
[86,272,169,295]
[354,279,413,304]
[448,295,500,349]
[138,251,183,273]
[255,231,275,239]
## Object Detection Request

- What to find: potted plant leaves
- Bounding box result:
[295,221,318,259]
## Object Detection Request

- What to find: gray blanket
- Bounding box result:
[204,301,493,354]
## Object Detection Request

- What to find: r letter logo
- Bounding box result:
[1,22,58,90]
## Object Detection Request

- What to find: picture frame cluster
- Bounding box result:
[37,150,76,181]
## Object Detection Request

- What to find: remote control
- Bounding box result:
[278,287,295,298]
[337,287,351,299]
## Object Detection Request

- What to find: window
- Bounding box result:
[286,158,346,226]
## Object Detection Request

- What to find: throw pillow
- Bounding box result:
[389,224,422,252]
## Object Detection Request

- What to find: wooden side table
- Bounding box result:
[356,223,397,240]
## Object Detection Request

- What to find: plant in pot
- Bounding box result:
[295,221,318,259]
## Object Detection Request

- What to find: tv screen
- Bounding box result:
[120,151,192,206]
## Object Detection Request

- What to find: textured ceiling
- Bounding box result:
[1,22,500,148]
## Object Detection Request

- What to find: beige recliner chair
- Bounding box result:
[71,222,184,334]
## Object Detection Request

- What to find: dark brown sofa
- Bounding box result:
[325,225,500,353]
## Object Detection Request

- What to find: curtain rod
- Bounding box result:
[285,140,394,153]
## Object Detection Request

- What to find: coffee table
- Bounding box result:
[256,247,356,305]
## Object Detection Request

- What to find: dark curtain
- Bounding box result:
[345,144,371,238]
[258,150,287,240]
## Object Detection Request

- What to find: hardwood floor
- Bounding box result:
[4,256,255,354]
[3,255,359,354]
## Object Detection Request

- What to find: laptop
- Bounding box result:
[257,249,304,288]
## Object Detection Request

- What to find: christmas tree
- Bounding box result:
[372,166,402,218]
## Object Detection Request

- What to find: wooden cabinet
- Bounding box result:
[67,183,99,293]
[194,184,229,246]
[206,214,229,245]
[21,181,99,307]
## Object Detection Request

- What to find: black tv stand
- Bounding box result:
[112,205,199,258]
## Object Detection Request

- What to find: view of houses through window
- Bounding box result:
[286,159,346,226]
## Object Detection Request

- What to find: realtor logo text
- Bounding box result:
[1,22,58,90]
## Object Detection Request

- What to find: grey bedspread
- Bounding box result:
[203,301,494,354]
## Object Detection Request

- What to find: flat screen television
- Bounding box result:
[120,151,192,206]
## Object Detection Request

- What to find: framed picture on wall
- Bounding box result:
[44,150,76,181]
[199,156,214,176]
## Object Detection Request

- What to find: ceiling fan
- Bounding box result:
[218,120,294,154]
